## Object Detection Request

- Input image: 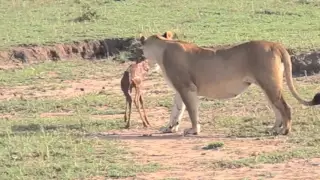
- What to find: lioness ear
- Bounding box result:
[140,35,146,45]
[162,31,174,40]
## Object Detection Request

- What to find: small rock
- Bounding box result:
[251,151,260,156]
[98,90,106,95]
[311,163,320,166]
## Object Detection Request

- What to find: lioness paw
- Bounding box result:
[266,127,278,135]
[280,127,291,135]
[159,126,177,133]
[183,124,201,136]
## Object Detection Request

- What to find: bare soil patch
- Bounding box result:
[0,61,24,70]
[94,128,294,180]
[0,63,164,102]
[93,127,320,180]
[0,79,116,101]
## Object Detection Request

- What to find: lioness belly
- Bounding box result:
[197,78,252,99]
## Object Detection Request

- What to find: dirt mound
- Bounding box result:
[0,38,319,76]
[0,37,142,63]
[291,51,320,76]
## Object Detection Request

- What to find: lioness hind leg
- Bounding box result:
[273,96,291,135]
[262,89,283,134]
[255,55,291,135]
[263,89,292,135]
[267,103,283,135]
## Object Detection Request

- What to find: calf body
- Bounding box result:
[120,59,151,128]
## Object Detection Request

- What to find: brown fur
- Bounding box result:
[140,31,320,136]
[141,31,177,71]
[120,59,151,128]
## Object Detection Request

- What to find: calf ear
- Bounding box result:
[162,31,174,40]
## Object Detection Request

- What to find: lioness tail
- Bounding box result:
[280,46,320,106]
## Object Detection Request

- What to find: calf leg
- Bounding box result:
[139,95,151,126]
[125,95,133,129]
[124,86,133,129]
[134,88,148,127]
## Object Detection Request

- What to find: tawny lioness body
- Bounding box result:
[140,31,320,136]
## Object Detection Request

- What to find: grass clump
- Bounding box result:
[202,142,224,150]
[211,147,320,169]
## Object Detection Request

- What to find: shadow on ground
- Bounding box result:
[84,131,274,140]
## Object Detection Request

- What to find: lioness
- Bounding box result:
[151,31,176,72]
[139,31,320,136]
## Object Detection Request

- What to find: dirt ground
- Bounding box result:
[95,118,320,180]
[1,60,320,180]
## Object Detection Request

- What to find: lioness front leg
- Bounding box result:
[179,86,201,136]
[160,93,186,133]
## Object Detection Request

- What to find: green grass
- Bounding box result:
[0,0,320,174]
[0,92,126,116]
[1,0,320,50]
[211,147,320,169]
[0,60,121,87]
[2,0,320,178]
[1,115,125,134]
[0,115,161,179]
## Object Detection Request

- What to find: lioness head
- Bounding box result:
[140,31,176,45]
[140,31,177,68]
